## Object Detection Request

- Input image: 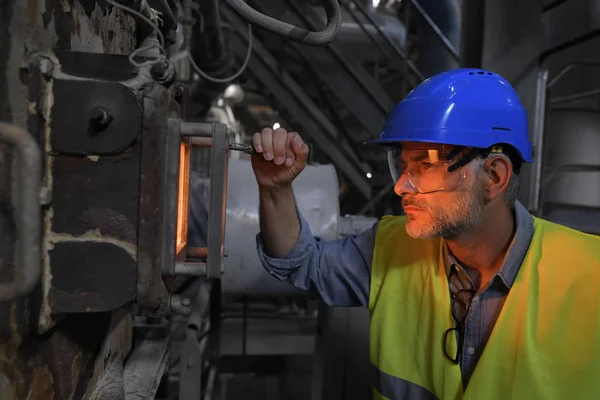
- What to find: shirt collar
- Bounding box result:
[443,200,534,289]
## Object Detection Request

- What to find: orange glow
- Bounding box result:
[176,141,191,257]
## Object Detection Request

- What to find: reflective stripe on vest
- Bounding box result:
[369,215,600,400]
[371,363,439,400]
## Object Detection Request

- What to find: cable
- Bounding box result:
[223,0,342,46]
[107,0,253,83]
[103,0,167,68]
[186,24,253,83]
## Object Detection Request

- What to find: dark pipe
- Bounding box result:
[187,0,234,117]
[412,0,461,78]
[191,0,232,78]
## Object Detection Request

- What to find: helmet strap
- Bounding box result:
[447,147,483,173]
[446,145,522,175]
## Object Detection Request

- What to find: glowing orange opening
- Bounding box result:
[176,141,191,256]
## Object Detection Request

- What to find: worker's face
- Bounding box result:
[396,144,484,239]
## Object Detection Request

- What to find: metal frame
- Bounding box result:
[177,121,229,279]
[0,121,42,301]
[341,0,424,85]
[528,27,600,215]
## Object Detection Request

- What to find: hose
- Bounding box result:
[223,0,342,46]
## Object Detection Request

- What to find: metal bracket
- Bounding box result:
[0,121,42,301]
[177,121,229,280]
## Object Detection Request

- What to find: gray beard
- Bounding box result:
[405,176,484,240]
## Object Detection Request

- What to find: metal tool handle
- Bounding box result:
[0,121,42,301]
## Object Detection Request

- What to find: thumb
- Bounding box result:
[290,133,309,163]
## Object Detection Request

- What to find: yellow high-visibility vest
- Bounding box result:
[369,215,600,400]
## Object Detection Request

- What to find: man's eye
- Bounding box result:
[422,162,433,169]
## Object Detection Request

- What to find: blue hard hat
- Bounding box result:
[365,68,533,163]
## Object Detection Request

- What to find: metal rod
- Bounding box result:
[527,69,548,215]
[351,0,425,81]
[187,246,208,258]
[242,300,248,357]
[179,121,218,137]
[0,121,42,301]
[547,65,576,89]
[550,88,600,105]
[542,164,600,189]
[541,27,600,62]
[202,366,218,400]
[547,59,600,89]
[408,0,459,61]
[207,123,229,279]
[190,137,213,147]
[174,262,208,276]
[228,142,253,154]
[189,137,254,154]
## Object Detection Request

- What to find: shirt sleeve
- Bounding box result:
[256,212,377,307]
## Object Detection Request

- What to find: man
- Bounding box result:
[249,68,600,399]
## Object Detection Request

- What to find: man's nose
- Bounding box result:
[394,173,418,196]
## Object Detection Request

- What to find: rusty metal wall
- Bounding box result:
[0,1,138,398]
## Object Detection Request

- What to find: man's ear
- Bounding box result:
[483,156,512,201]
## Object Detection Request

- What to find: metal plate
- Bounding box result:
[50,79,142,155]
[49,242,136,312]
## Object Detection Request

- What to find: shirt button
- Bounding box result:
[467,347,476,355]
[472,295,479,303]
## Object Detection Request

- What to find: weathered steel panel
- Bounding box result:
[0,0,141,398]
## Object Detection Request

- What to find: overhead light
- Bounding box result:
[273,122,281,130]
[372,0,380,7]
[366,172,372,178]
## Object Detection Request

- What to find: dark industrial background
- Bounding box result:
[0,0,599,399]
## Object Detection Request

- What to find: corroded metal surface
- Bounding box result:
[0,0,140,398]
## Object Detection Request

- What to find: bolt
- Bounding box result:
[151,60,169,79]
[89,107,113,128]
[170,295,191,316]
[174,85,185,99]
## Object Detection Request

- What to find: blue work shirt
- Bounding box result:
[256,201,534,386]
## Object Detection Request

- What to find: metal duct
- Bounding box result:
[542,109,600,209]
[188,158,340,296]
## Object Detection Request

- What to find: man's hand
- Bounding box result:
[251,127,309,189]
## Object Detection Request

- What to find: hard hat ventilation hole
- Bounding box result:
[492,127,511,131]
[468,71,493,76]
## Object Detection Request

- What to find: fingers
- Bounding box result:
[252,127,309,166]
[289,132,309,164]
[261,127,274,161]
[284,134,296,167]
[272,128,287,165]
[251,131,263,153]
